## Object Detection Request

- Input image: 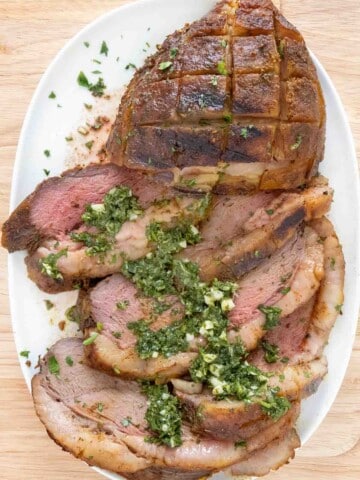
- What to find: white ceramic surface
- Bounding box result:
[7,1,360,479]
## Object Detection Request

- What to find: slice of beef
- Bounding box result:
[78,274,196,380]
[173,357,326,442]
[80,223,324,380]
[229,225,325,350]
[2,163,175,253]
[227,428,300,477]
[248,218,345,367]
[107,0,325,193]
[3,164,207,293]
[180,181,332,282]
[32,338,299,479]
[295,217,344,362]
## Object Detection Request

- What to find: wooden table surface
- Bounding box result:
[0,1,359,479]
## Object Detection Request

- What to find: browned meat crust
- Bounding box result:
[107,0,326,192]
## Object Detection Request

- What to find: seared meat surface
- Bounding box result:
[181,179,332,282]
[107,0,325,192]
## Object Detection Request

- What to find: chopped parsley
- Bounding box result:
[290,134,303,150]
[43,149,50,157]
[84,41,90,48]
[190,336,290,420]
[48,91,56,99]
[39,249,68,280]
[223,113,233,123]
[265,209,274,215]
[20,350,30,358]
[70,186,143,256]
[44,300,54,310]
[100,40,109,56]
[142,383,182,448]
[261,340,280,363]
[158,61,173,71]
[179,177,197,188]
[83,332,99,346]
[220,39,227,48]
[43,169,50,177]
[65,356,74,366]
[280,286,291,295]
[240,125,254,139]
[97,402,104,412]
[84,103,93,110]
[48,355,60,376]
[125,63,137,70]
[77,71,106,97]
[335,304,343,314]
[71,231,112,256]
[210,76,218,86]
[122,221,203,299]
[258,305,282,330]
[234,440,247,448]
[116,300,130,310]
[112,331,122,339]
[85,140,94,150]
[217,60,228,75]
[170,47,178,59]
[65,305,80,323]
[330,257,336,270]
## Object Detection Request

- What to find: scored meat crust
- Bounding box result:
[107,0,325,192]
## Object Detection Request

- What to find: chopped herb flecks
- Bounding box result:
[44,300,54,310]
[20,350,30,358]
[70,186,143,257]
[258,305,282,330]
[48,91,56,99]
[261,340,280,363]
[48,355,60,376]
[77,71,106,97]
[142,383,182,448]
[217,60,228,75]
[159,61,173,71]
[100,40,109,56]
[39,249,68,280]
[65,356,74,366]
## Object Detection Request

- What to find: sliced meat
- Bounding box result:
[107,0,325,192]
[249,217,345,367]
[291,217,345,363]
[181,181,332,282]
[199,190,276,243]
[32,338,299,479]
[78,274,196,380]
[2,163,175,253]
[174,357,326,442]
[228,428,300,477]
[3,163,208,293]
[229,225,325,350]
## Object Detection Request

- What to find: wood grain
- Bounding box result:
[0,1,359,479]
